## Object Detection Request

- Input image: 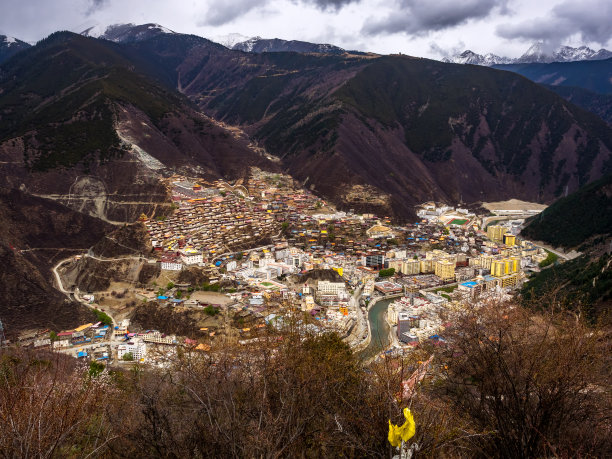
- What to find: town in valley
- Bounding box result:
[11,167,563,364]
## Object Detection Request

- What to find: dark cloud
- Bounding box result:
[199,0,269,26]
[86,0,109,16]
[302,0,356,11]
[497,0,612,48]
[198,0,355,26]
[362,0,508,36]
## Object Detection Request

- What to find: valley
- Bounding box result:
[0,20,611,458]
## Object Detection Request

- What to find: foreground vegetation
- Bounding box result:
[0,301,610,458]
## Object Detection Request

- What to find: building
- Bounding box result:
[420,259,435,273]
[397,312,419,344]
[317,280,347,296]
[363,254,386,268]
[487,225,505,243]
[491,257,519,277]
[374,281,403,295]
[503,233,516,246]
[118,339,147,362]
[161,255,183,271]
[180,248,203,265]
[402,259,421,275]
[143,332,176,345]
[434,260,455,280]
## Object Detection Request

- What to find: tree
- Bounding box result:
[166,281,175,290]
[379,268,396,277]
[436,301,611,457]
[122,352,134,362]
[49,331,58,342]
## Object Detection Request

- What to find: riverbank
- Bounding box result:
[356,294,402,361]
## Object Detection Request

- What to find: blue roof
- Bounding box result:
[461,281,478,288]
[157,295,168,300]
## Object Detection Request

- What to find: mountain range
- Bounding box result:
[2,24,612,331]
[444,43,612,66]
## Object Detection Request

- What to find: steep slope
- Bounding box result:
[76,30,612,219]
[0,34,30,64]
[0,31,276,332]
[546,85,612,125]
[0,188,111,336]
[197,55,612,218]
[521,172,612,249]
[521,173,612,319]
[493,58,612,94]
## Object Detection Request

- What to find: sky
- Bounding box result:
[0,0,610,58]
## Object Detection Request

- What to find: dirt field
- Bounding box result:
[190,291,232,305]
[483,199,547,212]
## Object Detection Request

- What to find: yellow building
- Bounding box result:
[487,225,505,243]
[402,259,421,275]
[491,257,520,277]
[503,233,516,246]
[435,260,456,280]
[420,259,435,273]
[480,255,494,270]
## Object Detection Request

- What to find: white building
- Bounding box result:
[118,338,147,362]
[161,256,183,271]
[180,248,203,265]
[317,280,346,296]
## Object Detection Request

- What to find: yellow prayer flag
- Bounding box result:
[388,407,416,447]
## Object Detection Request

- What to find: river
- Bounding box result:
[357,298,394,361]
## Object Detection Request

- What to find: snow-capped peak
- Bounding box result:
[235,36,262,53]
[443,42,612,66]
[80,23,107,38]
[3,35,16,45]
[79,23,175,43]
[443,49,512,66]
[210,33,250,49]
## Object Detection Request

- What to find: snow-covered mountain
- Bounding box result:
[80,23,175,43]
[442,50,513,66]
[212,33,251,49]
[231,37,345,55]
[0,34,31,64]
[445,43,612,66]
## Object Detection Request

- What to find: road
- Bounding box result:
[52,255,119,346]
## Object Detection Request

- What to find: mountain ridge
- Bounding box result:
[444,43,612,66]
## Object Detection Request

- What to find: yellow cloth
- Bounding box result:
[388,408,416,447]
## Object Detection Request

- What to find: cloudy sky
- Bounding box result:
[1,0,610,58]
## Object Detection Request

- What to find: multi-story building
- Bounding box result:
[317,280,347,296]
[435,260,455,280]
[420,259,435,273]
[180,248,203,265]
[161,255,182,271]
[363,254,386,269]
[487,225,505,243]
[118,339,147,362]
[503,233,516,246]
[402,259,421,275]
